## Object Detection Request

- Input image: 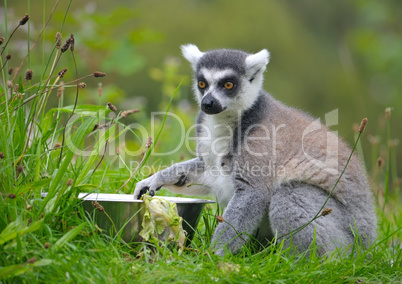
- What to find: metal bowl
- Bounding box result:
[76,193,214,243]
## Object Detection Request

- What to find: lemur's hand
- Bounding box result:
[133,175,163,199]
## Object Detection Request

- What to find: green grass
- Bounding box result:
[1,3,401,283]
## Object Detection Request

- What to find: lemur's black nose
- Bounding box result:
[203,98,213,109]
[201,94,224,114]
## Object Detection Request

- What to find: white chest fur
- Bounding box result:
[198,115,233,167]
[197,114,236,205]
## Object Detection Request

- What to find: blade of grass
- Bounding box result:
[52,222,86,251]
[0,218,43,246]
[76,122,115,185]
[383,110,391,213]
[37,115,97,216]
[0,264,30,279]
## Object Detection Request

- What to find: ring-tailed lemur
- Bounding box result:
[134,44,377,256]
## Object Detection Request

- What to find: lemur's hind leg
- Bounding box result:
[211,187,270,256]
[269,182,354,256]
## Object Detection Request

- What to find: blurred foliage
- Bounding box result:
[3,0,401,177]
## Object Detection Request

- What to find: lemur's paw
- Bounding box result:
[133,177,162,199]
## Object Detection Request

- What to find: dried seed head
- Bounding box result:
[359,118,368,133]
[66,34,74,45]
[92,123,99,132]
[44,242,51,249]
[55,32,62,49]
[145,137,153,149]
[8,193,16,199]
[107,102,117,112]
[8,68,13,75]
[321,208,332,216]
[377,157,384,168]
[78,82,86,89]
[120,109,140,118]
[0,152,4,159]
[19,14,30,26]
[16,164,24,174]
[216,215,225,223]
[66,178,74,186]
[68,34,75,51]
[92,201,105,212]
[116,147,121,155]
[58,68,68,78]
[61,39,70,53]
[6,54,11,60]
[7,80,13,89]
[0,37,4,45]
[25,69,33,81]
[385,107,391,119]
[93,71,106,78]
[27,257,37,264]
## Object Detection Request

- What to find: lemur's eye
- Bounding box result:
[198,81,206,89]
[224,82,234,90]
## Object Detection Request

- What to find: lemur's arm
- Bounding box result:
[133,158,210,199]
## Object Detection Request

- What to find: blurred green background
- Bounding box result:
[2,0,402,176]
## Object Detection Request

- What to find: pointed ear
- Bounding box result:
[245,49,270,78]
[181,44,204,70]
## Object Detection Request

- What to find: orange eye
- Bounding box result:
[198,81,206,89]
[224,82,234,90]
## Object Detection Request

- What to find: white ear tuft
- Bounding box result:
[245,49,270,77]
[181,44,204,70]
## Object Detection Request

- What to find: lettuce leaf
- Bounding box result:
[139,195,186,250]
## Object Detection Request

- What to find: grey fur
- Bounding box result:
[196,49,248,75]
[134,44,377,256]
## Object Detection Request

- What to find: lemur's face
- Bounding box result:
[181,44,270,115]
[196,68,241,114]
